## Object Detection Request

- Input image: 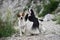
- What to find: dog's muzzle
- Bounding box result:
[21,17,23,20]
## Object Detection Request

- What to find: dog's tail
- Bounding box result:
[39,19,43,22]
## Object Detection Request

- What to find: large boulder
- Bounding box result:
[43,14,54,21]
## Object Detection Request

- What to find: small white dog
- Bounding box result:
[17,12,27,36]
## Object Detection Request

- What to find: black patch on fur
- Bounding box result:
[28,16,39,29]
[25,14,28,21]
[28,9,39,29]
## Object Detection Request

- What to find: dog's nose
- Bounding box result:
[21,17,23,19]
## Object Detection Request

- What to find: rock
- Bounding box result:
[43,14,54,21]
[41,21,60,35]
[57,12,60,15]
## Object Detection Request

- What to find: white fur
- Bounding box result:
[18,18,26,36]
[25,19,41,35]
[18,18,41,36]
[25,20,33,35]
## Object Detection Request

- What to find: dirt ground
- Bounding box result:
[0,21,60,40]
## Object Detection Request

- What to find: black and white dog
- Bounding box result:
[25,9,42,35]
[26,9,39,29]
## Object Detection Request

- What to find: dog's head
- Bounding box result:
[17,11,29,21]
[28,9,35,17]
[17,12,25,20]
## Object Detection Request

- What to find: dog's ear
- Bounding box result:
[17,13,20,17]
[29,9,35,17]
[22,12,25,16]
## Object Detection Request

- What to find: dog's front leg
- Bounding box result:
[19,28,22,36]
[18,20,23,36]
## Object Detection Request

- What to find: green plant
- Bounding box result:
[38,1,59,17]
[0,9,16,37]
[35,5,41,14]
[56,15,60,24]
[24,0,35,11]
[0,20,16,37]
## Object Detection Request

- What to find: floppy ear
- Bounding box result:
[22,12,25,16]
[17,13,20,17]
[22,11,25,16]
